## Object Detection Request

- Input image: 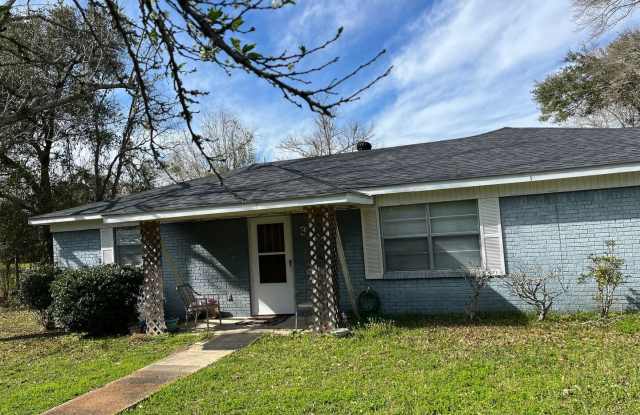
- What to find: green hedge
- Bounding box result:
[17,265,61,327]
[50,265,144,335]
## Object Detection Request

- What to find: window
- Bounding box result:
[115,227,143,266]
[380,200,481,272]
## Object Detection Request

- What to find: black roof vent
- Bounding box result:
[356,141,372,151]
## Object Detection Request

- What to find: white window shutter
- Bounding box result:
[360,207,384,279]
[478,197,505,275]
[100,228,115,264]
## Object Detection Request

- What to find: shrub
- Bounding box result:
[17,265,61,328]
[462,267,494,321]
[502,266,566,321]
[580,240,626,318]
[50,265,144,335]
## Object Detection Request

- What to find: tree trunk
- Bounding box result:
[14,255,19,287]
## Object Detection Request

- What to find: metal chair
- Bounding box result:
[176,284,222,331]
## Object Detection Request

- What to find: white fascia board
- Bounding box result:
[28,214,103,226]
[49,220,140,233]
[360,163,640,196]
[102,193,373,224]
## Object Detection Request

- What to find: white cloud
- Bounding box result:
[184,0,639,159]
[374,0,589,145]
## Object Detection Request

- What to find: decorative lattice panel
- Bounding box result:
[304,206,340,333]
[141,221,167,335]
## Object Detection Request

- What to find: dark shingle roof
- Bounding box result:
[32,127,640,220]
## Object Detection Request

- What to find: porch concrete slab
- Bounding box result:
[193,315,308,335]
[41,332,261,415]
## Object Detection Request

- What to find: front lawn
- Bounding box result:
[130,313,640,415]
[0,309,205,415]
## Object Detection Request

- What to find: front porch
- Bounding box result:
[138,205,365,335]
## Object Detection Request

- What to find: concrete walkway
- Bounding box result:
[42,331,262,415]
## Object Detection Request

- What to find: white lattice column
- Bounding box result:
[304,206,340,333]
[141,221,166,335]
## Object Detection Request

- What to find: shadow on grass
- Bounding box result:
[0,330,66,342]
[351,312,531,329]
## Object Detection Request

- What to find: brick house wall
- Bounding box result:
[52,229,101,268]
[52,186,640,317]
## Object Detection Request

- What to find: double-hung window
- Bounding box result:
[380,199,481,272]
[114,226,143,266]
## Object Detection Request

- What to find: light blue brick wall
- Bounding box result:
[295,186,640,315]
[52,230,101,268]
[500,187,640,312]
[160,219,252,319]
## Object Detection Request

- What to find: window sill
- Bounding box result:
[382,270,465,280]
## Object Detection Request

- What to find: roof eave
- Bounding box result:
[359,161,640,196]
[28,192,374,226]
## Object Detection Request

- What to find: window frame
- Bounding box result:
[380,199,481,273]
[114,226,143,266]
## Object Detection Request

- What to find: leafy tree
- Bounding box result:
[0,200,40,292]
[0,5,161,260]
[533,30,640,127]
[278,114,375,158]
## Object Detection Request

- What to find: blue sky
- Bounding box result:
[183,0,638,161]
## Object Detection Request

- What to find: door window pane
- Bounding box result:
[258,223,284,253]
[259,254,287,283]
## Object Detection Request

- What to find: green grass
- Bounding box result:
[128,313,640,415]
[0,309,205,415]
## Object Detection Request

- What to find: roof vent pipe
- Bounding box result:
[356,141,372,151]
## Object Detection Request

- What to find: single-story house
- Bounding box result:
[29,127,640,319]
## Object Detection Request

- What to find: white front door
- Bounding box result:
[248,216,295,315]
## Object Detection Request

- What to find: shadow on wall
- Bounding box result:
[161,219,251,319]
[627,288,640,310]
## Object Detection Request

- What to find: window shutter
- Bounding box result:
[478,197,505,275]
[360,207,384,279]
[100,228,115,265]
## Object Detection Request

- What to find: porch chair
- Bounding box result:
[176,284,222,331]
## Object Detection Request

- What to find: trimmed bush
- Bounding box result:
[18,266,60,327]
[50,265,144,335]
